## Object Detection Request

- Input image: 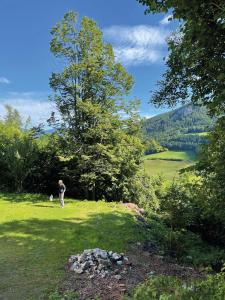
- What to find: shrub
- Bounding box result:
[128,274,225,300]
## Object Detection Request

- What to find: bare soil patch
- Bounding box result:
[60,242,203,300]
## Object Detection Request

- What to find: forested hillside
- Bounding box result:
[143,104,215,152]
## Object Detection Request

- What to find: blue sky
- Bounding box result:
[0,0,177,125]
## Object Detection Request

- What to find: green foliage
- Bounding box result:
[129,274,225,300]
[0,134,38,192]
[131,173,162,212]
[139,174,225,268]
[50,11,133,154]
[145,138,167,154]
[49,11,145,201]
[4,104,22,129]
[196,117,225,222]
[138,0,225,116]
[0,112,39,192]
[160,176,201,229]
[47,289,79,300]
[0,105,62,194]
[138,0,225,265]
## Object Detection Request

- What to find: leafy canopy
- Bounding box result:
[138,0,225,116]
[49,11,144,201]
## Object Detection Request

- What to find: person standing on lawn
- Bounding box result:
[58,180,66,208]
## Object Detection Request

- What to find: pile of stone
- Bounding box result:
[68,248,131,279]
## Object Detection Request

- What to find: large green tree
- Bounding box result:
[49,12,144,200]
[50,12,133,153]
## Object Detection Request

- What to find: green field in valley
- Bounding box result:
[184,132,209,137]
[144,150,196,161]
[0,194,142,299]
[144,151,196,180]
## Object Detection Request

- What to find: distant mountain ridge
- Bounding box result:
[142,104,215,152]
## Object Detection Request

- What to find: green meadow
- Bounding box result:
[0,194,142,300]
[144,150,196,161]
[184,132,209,137]
[144,151,195,180]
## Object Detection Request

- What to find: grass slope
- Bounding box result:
[144,159,192,180]
[0,193,142,300]
[144,150,195,180]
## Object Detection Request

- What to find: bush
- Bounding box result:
[128,274,225,300]
[160,175,201,229]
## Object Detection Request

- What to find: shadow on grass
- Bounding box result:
[31,204,57,208]
[0,192,47,203]
[0,211,142,299]
[0,192,78,204]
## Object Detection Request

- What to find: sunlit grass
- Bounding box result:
[143,151,195,180]
[144,151,196,161]
[143,159,193,180]
[0,193,142,299]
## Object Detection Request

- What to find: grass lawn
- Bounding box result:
[0,193,142,300]
[144,150,196,161]
[143,159,192,180]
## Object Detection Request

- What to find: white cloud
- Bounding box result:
[160,14,173,26]
[104,25,168,46]
[0,77,11,84]
[114,47,160,65]
[0,91,57,126]
[103,25,170,66]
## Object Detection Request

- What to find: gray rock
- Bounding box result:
[98,258,110,267]
[92,248,102,257]
[99,250,108,259]
[70,261,78,270]
[81,261,91,271]
[68,248,130,279]
[74,268,84,274]
[98,264,104,271]
[89,260,94,266]
[112,253,121,261]
[69,255,78,263]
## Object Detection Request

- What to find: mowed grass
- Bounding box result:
[144,150,196,161]
[144,159,192,180]
[0,193,142,300]
[144,151,195,180]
